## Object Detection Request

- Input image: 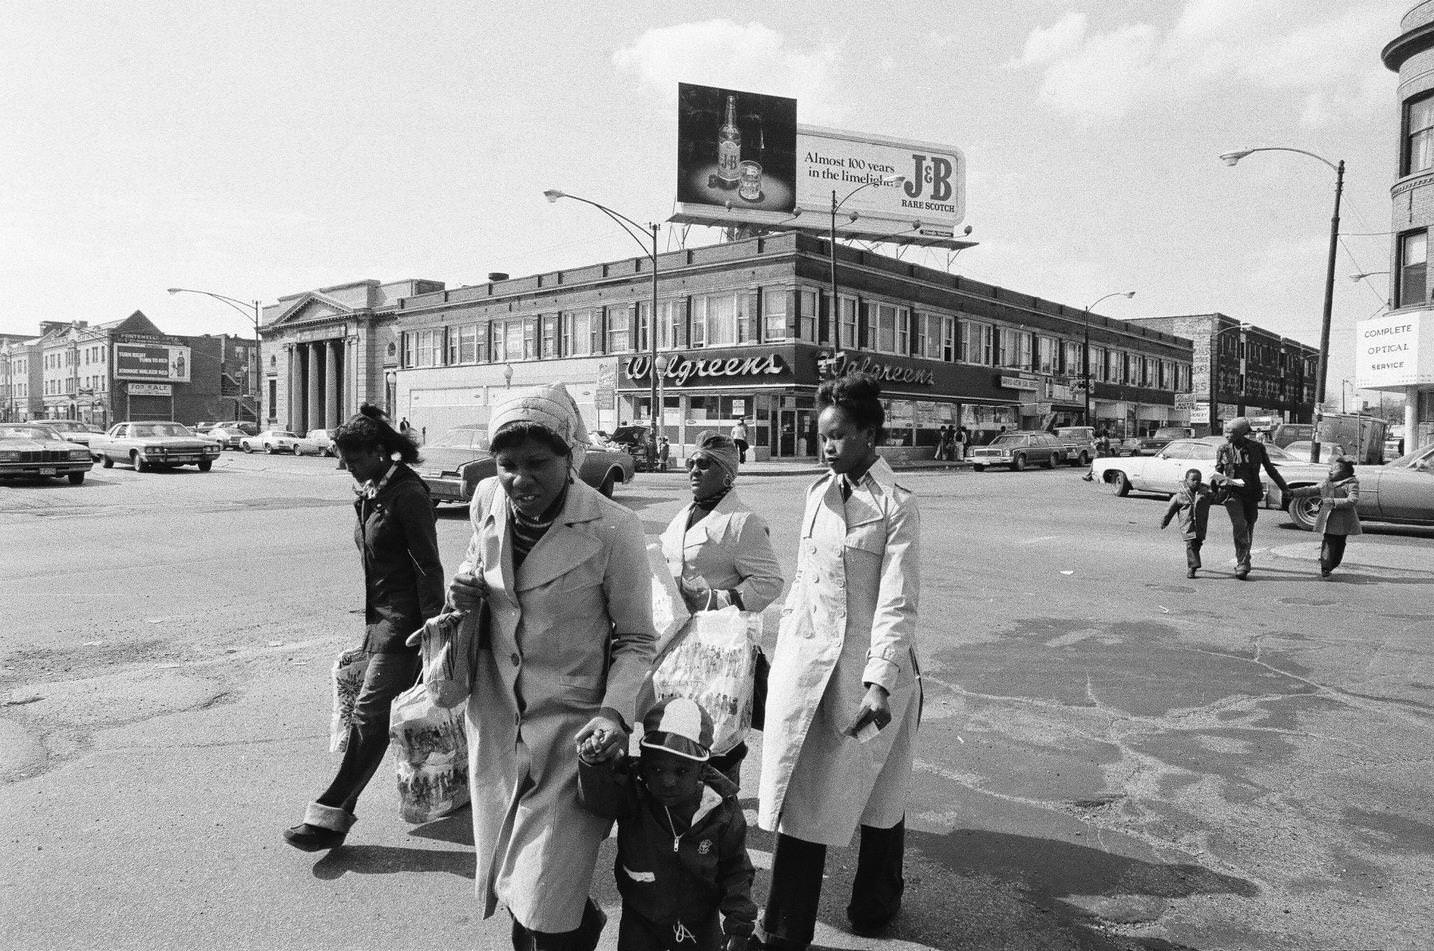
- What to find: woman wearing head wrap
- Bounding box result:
[284,404,444,851]
[758,372,921,949]
[657,431,785,783]
[446,382,655,951]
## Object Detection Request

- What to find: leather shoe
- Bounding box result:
[1187,568,1197,579]
[1235,567,1249,580]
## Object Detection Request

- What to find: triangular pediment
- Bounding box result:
[270,292,353,328]
[110,310,165,336]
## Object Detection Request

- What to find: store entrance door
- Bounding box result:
[778,409,796,457]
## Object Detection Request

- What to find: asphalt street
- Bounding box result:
[2,451,1432,951]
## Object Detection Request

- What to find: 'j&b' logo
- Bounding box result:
[904,155,953,203]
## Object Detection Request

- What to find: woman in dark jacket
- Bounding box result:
[284,404,446,850]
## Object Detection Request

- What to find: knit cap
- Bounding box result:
[640,697,714,763]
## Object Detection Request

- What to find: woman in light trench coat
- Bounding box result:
[448,382,655,951]
[757,373,921,951]
[659,431,784,783]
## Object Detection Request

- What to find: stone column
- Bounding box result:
[288,345,304,432]
[325,339,341,429]
[307,342,323,433]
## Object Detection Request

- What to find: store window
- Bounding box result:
[1406,93,1434,176]
[693,292,754,347]
[798,288,818,342]
[1398,230,1427,307]
[960,320,993,365]
[864,302,901,353]
[762,289,789,343]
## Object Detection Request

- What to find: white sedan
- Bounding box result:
[1089,436,1300,499]
[240,429,302,454]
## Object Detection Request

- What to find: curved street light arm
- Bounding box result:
[1085,290,1135,311]
[1220,146,1339,174]
[167,287,260,329]
[544,191,656,261]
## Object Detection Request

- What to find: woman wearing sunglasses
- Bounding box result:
[658,431,784,783]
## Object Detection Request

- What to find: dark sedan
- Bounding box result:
[415,423,636,504]
[0,423,95,484]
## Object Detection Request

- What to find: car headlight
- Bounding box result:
[69,449,90,460]
[0,450,19,462]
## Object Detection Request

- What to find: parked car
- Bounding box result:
[1276,444,1434,531]
[0,423,95,484]
[1053,426,1097,466]
[240,429,302,454]
[89,421,221,472]
[197,420,259,437]
[415,423,637,504]
[295,428,338,457]
[1279,440,1347,463]
[206,426,250,450]
[970,431,1067,471]
[1127,427,1196,456]
[41,420,107,447]
[606,425,655,471]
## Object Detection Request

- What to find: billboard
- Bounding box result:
[672,83,969,249]
[1354,311,1434,389]
[115,343,191,382]
[677,82,798,214]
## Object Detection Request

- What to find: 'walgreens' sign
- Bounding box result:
[624,352,787,387]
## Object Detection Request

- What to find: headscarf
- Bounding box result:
[488,381,590,475]
[690,431,740,487]
[1222,417,1252,438]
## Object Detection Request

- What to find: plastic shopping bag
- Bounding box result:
[409,608,486,709]
[329,647,370,753]
[648,542,690,654]
[388,682,470,824]
[650,606,761,755]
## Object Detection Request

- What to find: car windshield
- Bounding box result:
[1264,445,1293,461]
[989,434,1024,446]
[132,423,192,437]
[2,425,63,439]
[1153,428,1191,439]
[1389,446,1434,469]
[432,428,490,450]
[1282,441,1345,459]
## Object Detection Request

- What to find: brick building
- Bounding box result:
[1375,3,1434,450]
[1124,314,1318,436]
[262,234,1195,459]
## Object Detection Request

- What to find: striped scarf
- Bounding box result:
[509,486,568,569]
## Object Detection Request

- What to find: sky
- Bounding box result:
[1,0,1411,407]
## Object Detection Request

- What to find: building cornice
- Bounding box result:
[1384,20,1434,72]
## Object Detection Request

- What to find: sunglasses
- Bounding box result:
[687,458,714,471]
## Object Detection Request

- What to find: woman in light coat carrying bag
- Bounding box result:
[757,373,920,951]
[659,431,784,783]
[447,382,655,951]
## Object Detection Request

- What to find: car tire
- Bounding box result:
[1101,470,1131,496]
[198,459,213,472]
[599,469,617,498]
[1012,453,1026,472]
[243,444,253,453]
[1287,492,1320,531]
[1077,451,1090,466]
[68,471,85,485]
[100,454,114,469]
[131,451,147,473]
[973,464,985,472]
[1045,453,1058,469]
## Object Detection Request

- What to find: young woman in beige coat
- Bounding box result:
[757,373,921,950]
[658,431,784,781]
[447,383,655,951]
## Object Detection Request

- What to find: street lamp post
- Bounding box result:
[167,287,263,425]
[829,175,905,352]
[1082,291,1136,427]
[1219,147,1344,462]
[544,189,660,456]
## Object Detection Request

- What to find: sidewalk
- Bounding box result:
[651,457,976,478]
[1269,538,1434,573]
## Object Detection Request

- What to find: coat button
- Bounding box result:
[510,652,521,666]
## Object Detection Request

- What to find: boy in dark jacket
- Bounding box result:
[1161,468,1214,578]
[577,697,756,951]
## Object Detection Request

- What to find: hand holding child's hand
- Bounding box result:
[723,935,749,951]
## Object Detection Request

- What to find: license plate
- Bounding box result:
[38,467,56,475]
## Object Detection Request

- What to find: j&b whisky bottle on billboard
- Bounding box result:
[717,94,741,187]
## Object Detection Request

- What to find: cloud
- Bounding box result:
[1006,11,1087,68]
[1011,0,1397,124]
[613,19,845,123]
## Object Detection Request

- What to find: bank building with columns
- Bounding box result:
[260,234,1208,460]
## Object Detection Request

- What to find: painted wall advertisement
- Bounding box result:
[1354,311,1434,389]
[114,343,192,382]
